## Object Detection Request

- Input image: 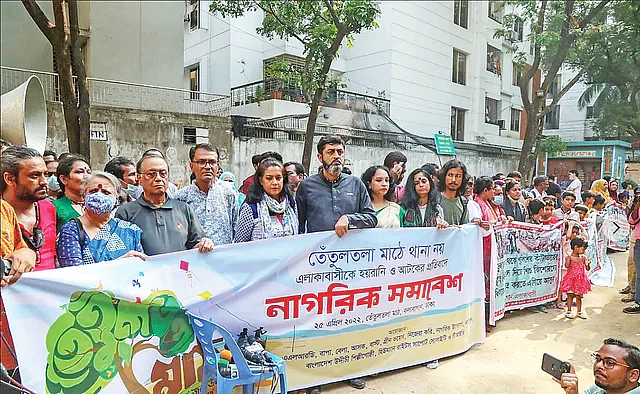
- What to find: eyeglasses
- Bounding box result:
[414,179,429,185]
[141,170,168,179]
[591,352,631,369]
[192,160,218,168]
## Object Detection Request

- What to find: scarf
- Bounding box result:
[403,204,438,227]
[590,179,612,203]
[257,193,298,239]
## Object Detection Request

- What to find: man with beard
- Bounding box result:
[556,338,639,394]
[437,159,470,225]
[295,135,376,390]
[297,135,377,237]
[1,146,57,271]
[174,143,238,246]
[1,146,56,380]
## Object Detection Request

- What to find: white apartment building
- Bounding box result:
[184,0,536,150]
[542,66,596,142]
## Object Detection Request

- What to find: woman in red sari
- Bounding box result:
[474,176,508,331]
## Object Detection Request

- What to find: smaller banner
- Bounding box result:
[605,204,630,251]
[490,222,562,325]
[586,212,616,287]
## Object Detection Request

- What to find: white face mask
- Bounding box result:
[494,195,504,205]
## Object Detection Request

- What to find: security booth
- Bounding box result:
[537,140,631,189]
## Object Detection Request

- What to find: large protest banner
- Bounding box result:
[3,225,484,393]
[489,222,562,325]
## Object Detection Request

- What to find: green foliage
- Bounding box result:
[210,0,380,102]
[540,135,567,156]
[572,0,640,140]
[45,290,193,394]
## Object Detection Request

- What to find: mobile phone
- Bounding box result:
[541,353,570,380]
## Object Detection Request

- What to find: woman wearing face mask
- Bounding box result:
[501,178,528,222]
[361,165,404,228]
[220,171,246,207]
[400,168,447,228]
[234,159,298,242]
[57,171,146,267]
[52,154,92,230]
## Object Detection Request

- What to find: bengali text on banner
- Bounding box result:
[3,225,485,393]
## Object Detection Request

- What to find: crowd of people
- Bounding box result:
[0,135,638,393]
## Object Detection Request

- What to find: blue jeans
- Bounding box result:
[634,242,640,304]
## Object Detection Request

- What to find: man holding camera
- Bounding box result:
[625,190,640,314]
[555,338,639,394]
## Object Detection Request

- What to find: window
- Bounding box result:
[189,65,200,99]
[547,75,561,99]
[513,18,524,41]
[453,0,468,28]
[510,108,521,131]
[485,97,499,125]
[512,63,521,86]
[488,1,504,23]
[544,106,560,129]
[189,0,200,31]
[487,45,502,75]
[183,127,209,144]
[586,106,595,119]
[451,107,466,141]
[452,49,466,85]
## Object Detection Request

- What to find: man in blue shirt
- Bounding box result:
[296,135,377,237]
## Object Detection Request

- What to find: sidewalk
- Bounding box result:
[323,250,637,394]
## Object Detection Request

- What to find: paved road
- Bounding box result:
[323,250,638,394]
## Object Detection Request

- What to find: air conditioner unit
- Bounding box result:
[498,119,506,130]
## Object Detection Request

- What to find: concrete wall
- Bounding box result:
[0,1,55,72]
[230,136,520,184]
[46,102,232,186]
[1,1,183,88]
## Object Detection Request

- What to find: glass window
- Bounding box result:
[510,108,521,131]
[451,107,466,141]
[488,1,504,23]
[485,98,499,125]
[586,106,595,119]
[544,106,560,129]
[512,63,521,86]
[454,0,469,28]
[487,45,502,75]
[513,18,524,41]
[189,66,199,99]
[452,49,467,85]
[190,0,200,31]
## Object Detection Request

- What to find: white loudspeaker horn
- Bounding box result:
[1,75,48,154]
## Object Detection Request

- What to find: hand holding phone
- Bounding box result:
[542,353,571,380]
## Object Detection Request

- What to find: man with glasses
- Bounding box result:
[0,146,57,271]
[174,143,238,245]
[115,155,214,255]
[556,338,640,393]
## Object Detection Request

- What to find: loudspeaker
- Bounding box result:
[1,75,48,153]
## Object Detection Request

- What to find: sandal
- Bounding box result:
[619,285,631,294]
[577,312,588,319]
[622,293,636,303]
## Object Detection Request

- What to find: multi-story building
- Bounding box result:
[1,0,184,88]
[184,0,538,150]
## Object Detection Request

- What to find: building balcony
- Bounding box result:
[230,79,391,117]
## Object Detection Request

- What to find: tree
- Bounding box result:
[45,290,193,393]
[210,0,380,172]
[22,0,90,159]
[494,0,611,179]
[574,0,640,140]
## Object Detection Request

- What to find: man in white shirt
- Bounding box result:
[567,169,583,204]
[530,176,549,199]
